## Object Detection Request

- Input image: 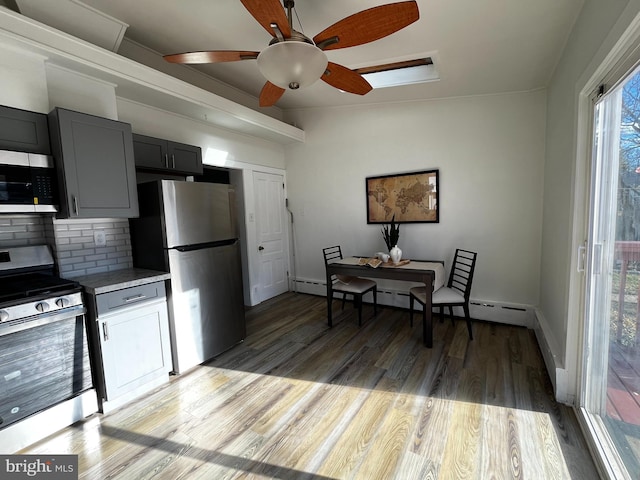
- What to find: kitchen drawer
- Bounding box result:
[96,281,166,315]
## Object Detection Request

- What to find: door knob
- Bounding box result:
[258,246,264,251]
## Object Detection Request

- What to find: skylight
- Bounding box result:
[354,58,439,89]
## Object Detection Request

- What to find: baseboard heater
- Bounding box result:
[292,279,533,327]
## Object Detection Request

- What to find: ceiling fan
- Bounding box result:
[163,0,420,107]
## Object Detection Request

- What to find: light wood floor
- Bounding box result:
[22,293,599,479]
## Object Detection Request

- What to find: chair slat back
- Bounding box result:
[323,246,344,285]
[323,245,343,265]
[447,249,477,299]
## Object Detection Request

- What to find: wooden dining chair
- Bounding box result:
[409,248,477,340]
[323,246,377,326]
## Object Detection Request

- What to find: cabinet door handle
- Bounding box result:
[171,154,175,169]
[164,154,169,168]
[102,322,109,341]
[72,195,79,215]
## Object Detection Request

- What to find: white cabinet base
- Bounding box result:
[99,300,171,400]
[85,281,172,413]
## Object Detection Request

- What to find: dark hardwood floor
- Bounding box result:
[21,292,599,479]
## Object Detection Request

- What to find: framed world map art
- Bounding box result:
[366,169,439,223]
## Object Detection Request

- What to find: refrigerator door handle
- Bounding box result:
[174,239,238,252]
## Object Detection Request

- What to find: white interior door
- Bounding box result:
[253,171,288,301]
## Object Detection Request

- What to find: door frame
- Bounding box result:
[225,163,290,307]
[569,13,640,480]
[241,165,289,306]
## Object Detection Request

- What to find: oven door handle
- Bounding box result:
[0,305,86,337]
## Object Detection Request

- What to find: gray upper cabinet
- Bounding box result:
[48,107,139,218]
[0,105,51,154]
[133,133,203,175]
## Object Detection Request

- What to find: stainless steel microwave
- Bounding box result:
[0,150,57,213]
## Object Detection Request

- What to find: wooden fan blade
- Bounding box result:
[321,62,372,95]
[164,51,259,64]
[259,82,286,107]
[240,0,291,38]
[313,1,419,51]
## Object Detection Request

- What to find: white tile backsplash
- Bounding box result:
[49,218,132,278]
[0,214,133,277]
[0,215,48,247]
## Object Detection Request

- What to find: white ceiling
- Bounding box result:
[15,0,585,111]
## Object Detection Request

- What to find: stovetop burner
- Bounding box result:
[0,272,80,304]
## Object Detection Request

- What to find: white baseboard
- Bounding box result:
[533,308,570,404]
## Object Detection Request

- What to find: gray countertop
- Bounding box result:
[74,268,171,295]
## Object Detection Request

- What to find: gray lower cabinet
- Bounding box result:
[86,282,172,412]
[133,133,203,175]
[48,107,139,218]
[0,105,51,154]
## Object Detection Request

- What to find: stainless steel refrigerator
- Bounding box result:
[130,180,245,374]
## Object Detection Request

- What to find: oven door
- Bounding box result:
[0,307,93,430]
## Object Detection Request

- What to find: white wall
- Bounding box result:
[283,91,546,312]
[0,43,48,112]
[46,63,118,119]
[115,98,285,171]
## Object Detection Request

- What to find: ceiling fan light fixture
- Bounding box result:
[257,41,328,90]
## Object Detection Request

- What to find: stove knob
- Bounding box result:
[0,310,8,322]
[55,298,70,308]
[35,302,50,313]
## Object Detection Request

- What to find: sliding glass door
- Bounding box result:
[582,66,640,479]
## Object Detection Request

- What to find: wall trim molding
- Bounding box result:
[0,7,304,144]
[534,308,571,404]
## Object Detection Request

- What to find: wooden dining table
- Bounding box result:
[325,257,445,347]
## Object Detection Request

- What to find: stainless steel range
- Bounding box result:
[0,245,98,453]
